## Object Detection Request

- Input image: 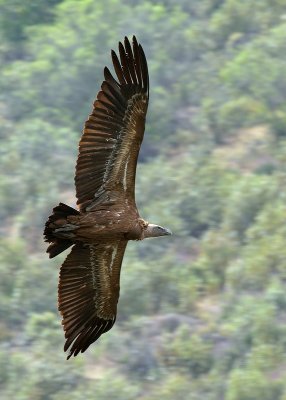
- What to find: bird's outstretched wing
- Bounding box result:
[75,36,149,211]
[58,240,127,359]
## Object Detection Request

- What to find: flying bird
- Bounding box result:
[44,36,172,359]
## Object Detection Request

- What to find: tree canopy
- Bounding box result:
[1,0,286,399]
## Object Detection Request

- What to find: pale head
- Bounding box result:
[143,223,172,239]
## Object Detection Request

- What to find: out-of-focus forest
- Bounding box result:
[1,0,286,398]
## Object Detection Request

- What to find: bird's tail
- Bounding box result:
[44,203,80,258]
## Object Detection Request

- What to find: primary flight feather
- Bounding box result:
[44,36,171,359]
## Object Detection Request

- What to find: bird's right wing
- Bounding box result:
[75,36,149,211]
[58,240,127,359]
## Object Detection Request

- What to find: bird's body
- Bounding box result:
[51,202,145,242]
[44,36,171,359]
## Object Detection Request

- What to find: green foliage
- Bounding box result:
[2,0,286,399]
[192,229,238,292]
[210,0,285,47]
[226,368,282,400]
[223,174,277,241]
[70,372,140,400]
[160,325,213,376]
[0,0,63,60]
[0,0,62,42]
[178,159,237,237]
[142,374,193,400]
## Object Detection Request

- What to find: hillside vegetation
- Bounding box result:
[1,0,286,399]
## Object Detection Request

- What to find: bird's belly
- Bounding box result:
[74,220,128,242]
[67,207,139,242]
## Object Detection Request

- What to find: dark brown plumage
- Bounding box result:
[44,36,171,359]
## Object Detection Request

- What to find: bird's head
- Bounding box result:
[142,223,172,239]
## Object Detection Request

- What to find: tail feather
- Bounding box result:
[44,203,80,258]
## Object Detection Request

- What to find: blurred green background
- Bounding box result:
[1,0,286,399]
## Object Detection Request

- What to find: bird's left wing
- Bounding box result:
[58,240,127,359]
[75,36,149,211]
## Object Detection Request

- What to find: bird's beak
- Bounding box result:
[143,224,173,238]
[163,227,172,236]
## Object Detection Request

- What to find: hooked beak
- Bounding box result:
[143,224,173,239]
[162,227,172,236]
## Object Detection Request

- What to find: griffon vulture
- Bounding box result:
[44,36,171,359]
